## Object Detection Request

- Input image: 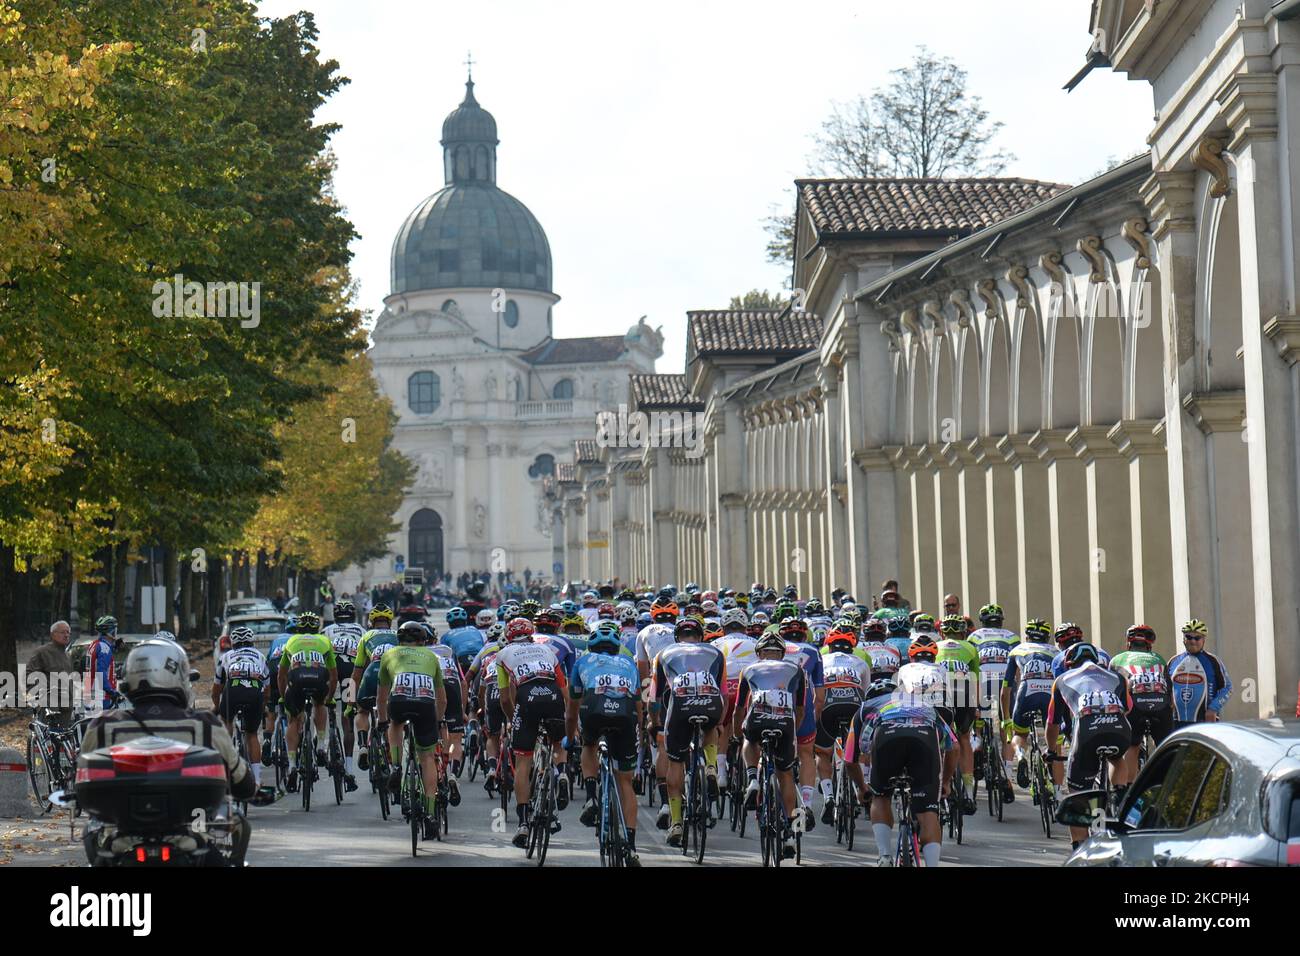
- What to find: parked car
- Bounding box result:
[213,611,288,660]
[222,597,275,621]
[1061,718,1300,866]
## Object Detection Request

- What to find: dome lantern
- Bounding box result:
[441,72,498,185]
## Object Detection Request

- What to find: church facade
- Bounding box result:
[341,77,662,590]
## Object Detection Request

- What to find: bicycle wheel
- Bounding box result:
[408,743,423,857]
[377,746,390,821]
[467,729,480,782]
[301,721,314,813]
[757,764,771,866]
[954,777,965,845]
[692,748,707,864]
[769,773,784,868]
[1036,758,1052,839]
[26,732,53,813]
[846,785,856,852]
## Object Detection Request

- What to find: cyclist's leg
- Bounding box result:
[867,729,902,859]
[906,730,944,866]
[662,707,688,838]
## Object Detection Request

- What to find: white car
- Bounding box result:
[214,611,288,660]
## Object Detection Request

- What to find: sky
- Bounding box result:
[255,0,1155,373]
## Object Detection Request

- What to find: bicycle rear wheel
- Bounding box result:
[26,733,53,813]
[769,773,784,868]
[301,723,314,813]
[692,751,707,864]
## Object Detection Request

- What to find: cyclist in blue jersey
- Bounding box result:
[1050,621,1110,677]
[1167,619,1232,725]
[83,616,121,714]
[568,622,642,865]
[442,607,486,672]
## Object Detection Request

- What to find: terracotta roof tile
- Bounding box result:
[687,310,821,356]
[629,373,703,409]
[797,178,1069,237]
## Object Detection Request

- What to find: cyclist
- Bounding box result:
[428,638,466,806]
[969,603,1019,803]
[376,621,446,841]
[496,617,568,848]
[466,621,508,793]
[212,625,272,803]
[579,591,601,627]
[859,618,902,679]
[83,615,121,714]
[1001,617,1056,798]
[616,605,640,655]
[713,607,755,790]
[276,611,337,793]
[568,621,642,866]
[1050,620,1109,675]
[442,607,485,671]
[638,599,680,829]
[1167,619,1232,726]
[474,608,496,635]
[936,616,980,814]
[651,615,726,847]
[352,605,398,777]
[323,600,364,792]
[1110,623,1172,794]
[261,617,296,762]
[777,616,826,829]
[1048,642,1132,850]
[883,613,913,660]
[733,631,806,859]
[845,670,955,867]
[815,621,870,823]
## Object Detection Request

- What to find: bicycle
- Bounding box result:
[400,723,429,858]
[525,725,557,866]
[890,771,923,867]
[232,711,251,817]
[463,718,482,782]
[26,709,81,814]
[432,734,450,839]
[1095,744,1122,816]
[295,691,320,812]
[596,738,631,867]
[942,769,965,845]
[1025,714,1057,838]
[726,736,746,837]
[680,715,712,864]
[638,720,656,807]
[365,708,391,821]
[498,724,515,818]
[755,729,793,867]
[326,703,346,805]
[831,723,857,851]
[270,704,290,793]
[979,715,1006,822]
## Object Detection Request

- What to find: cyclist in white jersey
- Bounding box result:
[323,600,366,791]
[637,600,680,829]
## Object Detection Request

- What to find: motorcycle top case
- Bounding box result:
[76,735,228,829]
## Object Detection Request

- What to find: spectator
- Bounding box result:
[27,620,78,725]
[272,588,288,612]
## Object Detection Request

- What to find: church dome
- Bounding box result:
[390,77,552,295]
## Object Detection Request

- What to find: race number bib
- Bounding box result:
[393,672,436,699]
[594,672,635,696]
[753,688,793,715]
[1075,689,1123,716]
[673,671,720,697]
[290,649,326,668]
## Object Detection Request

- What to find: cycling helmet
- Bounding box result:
[700,600,719,616]
[486,622,506,642]
[940,615,967,636]
[675,617,704,640]
[119,639,192,707]
[589,621,622,651]
[334,600,356,623]
[1125,623,1156,647]
[1064,642,1100,668]
[597,602,616,619]
[735,593,750,607]
[778,617,809,641]
[446,607,469,627]
[500,601,521,620]
[908,634,939,660]
[782,584,798,598]
[95,615,118,635]
[1054,622,1084,647]
[721,608,748,629]
[520,599,541,619]
[534,608,560,631]
[865,677,897,700]
[397,621,427,643]
[863,618,886,638]
[284,615,299,632]
[650,600,678,622]
[636,599,652,613]
[1181,619,1208,638]
[420,622,437,643]
[911,613,937,634]
[1024,618,1052,641]
[296,611,321,633]
[978,603,1004,626]
[618,605,638,625]
[685,583,700,595]
[719,596,737,611]
[505,618,535,643]
[475,609,495,629]
[803,598,824,616]
[755,632,787,654]
[368,604,393,625]
[560,600,580,616]
[763,588,778,602]
[879,589,900,606]
[751,610,770,625]
[561,614,588,634]
[636,613,653,630]
[772,599,799,623]
[704,622,724,641]
[153,630,178,643]
[229,626,255,648]
[701,590,718,604]
[826,621,858,648]
[886,615,911,637]
[582,591,599,607]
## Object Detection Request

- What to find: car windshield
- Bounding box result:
[240,619,285,635]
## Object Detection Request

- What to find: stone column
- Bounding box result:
[819,365,850,589]
[1110,421,1175,651]
[452,439,468,571]
[1224,76,1300,716]
[932,443,962,613]
[1068,425,1135,655]
[1028,429,1089,627]
[946,441,990,620]
[841,325,873,599]
[998,434,1049,630]
[854,448,902,606]
[910,446,939,612]
[485,444,502,568]
[889,447,915,603]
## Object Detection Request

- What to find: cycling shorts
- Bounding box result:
[741,715,796,772]
[284,669,329,717]
[1010,694,1051,735]
[796,685,816,745]
[219,685,265,732]
[441,680,465,734]
[1129,707,1174,748]
[1066,722,1131,791]
[664,696,724,763]
[868,723,943,814]
[578,711,638,772]
[356,662,381,709]
[388,695,439,751]
[815,697,862,750]
[511,681,565,756]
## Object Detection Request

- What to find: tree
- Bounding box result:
[765,47,1012,266]
[728,289,787,311]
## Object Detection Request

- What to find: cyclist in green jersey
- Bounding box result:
[969,603,1020,803]
[276,611,337,792]
[936,615,980,814]
[352,605,398,772]
[376,621,447,840]
[1108,623,1173,795]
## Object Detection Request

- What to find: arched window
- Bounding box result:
[552,378,574,400]
[441,299,458,313]
[408,509,443,574]
[528,454,556,479]
[409,371,440,414]
[504,299,519,328]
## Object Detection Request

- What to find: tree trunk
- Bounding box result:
[163,545,177,634]
[113,542,128,625]
[0,544,19,684]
